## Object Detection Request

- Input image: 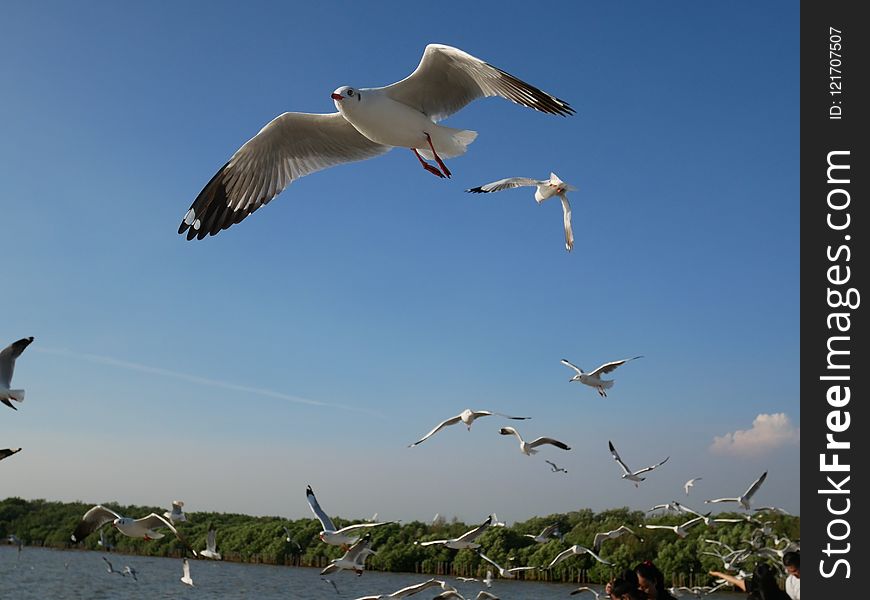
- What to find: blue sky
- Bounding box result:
[1,1,798,523]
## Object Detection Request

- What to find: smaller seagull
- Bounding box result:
[647,502,682,514]
[415,515,492,549]
[608,441,669,487]
[98,529,114,551]
[570,587,603,598]
[753,505,791,516]
[200,527,222,560]
[546,545,612,569]
[490,513,506,528]
[560,356,642,397]
[478,552,536,579]
[307,485,397,546]
[102,556,124,577]
[498,426,570,456]
[322,577,341,595]
[6,534,23,552]
[321,533,376,576]
[122,565,138,581]
[704,471,768,510]
[643,515,707,539]
[0,448,22,462]
[545,460,567,474]
[409,408,530,447]
[523,524,561,544]
[0,336,34,410]
[466,172,577,252]
[592,525,643,552]
[476,592,500,600]
[180,558,194,586]
[672,501,742,529]
[71,505,196,556]
[684,477,703,495]
[164,500,187,524]
[354,578,455,599]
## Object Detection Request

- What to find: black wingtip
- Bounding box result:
[466,187,487,193]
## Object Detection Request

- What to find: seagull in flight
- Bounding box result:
[704,471,768,510]
[499,426,570,456]
[415,515,492,549]
[0,448,22,462]
[180,558,194,586]
[477,552,536,579]
[354,578,455,599]
[546,545,612,569]
[71,505,196,556]
[466,172,577,251]
[306,485,396,546]
[409,408,530,447]
[523,524,561,544]
[643,515,707,539]
[178,44,573,240]
[102,556,124,577]
[545,460,567,474]
[570,587,603,599]
[560,356,642,397]
[608,441,669,486]
[684,477,703,495]
[200,527,222,560]
[592,525,643,552]
[1,336,34,410]
[321,533,377,576]
[163,500,187,524]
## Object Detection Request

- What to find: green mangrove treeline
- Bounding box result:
[0,497,798,585]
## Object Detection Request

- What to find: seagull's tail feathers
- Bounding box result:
[418,127,478,160]
[599,380,614,390]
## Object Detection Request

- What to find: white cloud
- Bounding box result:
[710,413,800,457]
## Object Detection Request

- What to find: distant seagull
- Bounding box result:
[524,524,561,544]
[122,565,138,581]
[570,587,603,598]
[753,506,791,516]
[102,556,124,577]
[672,501,743,529]
[482,569,494,588]
[466,172,577,251]
[546,545,612,569]
[0,336,34,410]
[0,448,22,462]
[322,577,341,595]
[71,505,196,555]
[306,485,396,546]
[490,513,507,528]
[498,427,570,456]
[178,44,573,240]
[704,471,768,510]
[476,592,500,600]
[647,502,682,514]
[545,460,568,474]
[409,408,530,447]
[354,577,455,599]
[608,441,669,486]
[200,527,222,560]
[432,513,443,526]
[643,515,707,539]
[180,558,194,586]
[684,478,703,495]
[321,533,376,576]
[478,552,536,579]
[415,515,492,549]
[592,525,643,552]
[164,500,187,524]
[98,529,114,551]
[560,356,642,397]
[6,534,23,552]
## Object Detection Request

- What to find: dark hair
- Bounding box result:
[635,560,676,600]
[782,551,800,569]
[611,576,645,599]
[747,562,790,600]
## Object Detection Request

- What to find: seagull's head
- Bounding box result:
[331,86,361,110]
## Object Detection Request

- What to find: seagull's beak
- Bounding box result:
[331,93,344,101]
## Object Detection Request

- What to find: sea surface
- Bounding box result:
[1,546,744,599]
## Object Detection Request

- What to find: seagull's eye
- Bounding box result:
[347,89,354,96]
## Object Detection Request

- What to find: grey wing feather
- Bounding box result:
[457,516,492,542]
[382,44,574,121]
[529,437,570,450]
[465,177,540,194]
[745,471,768,498]
[178,112,390,240]
[590,356,643,377]
[306,485,337,532]
[71,505,121,542]
[0,337,33,388]
[410,414,463,446]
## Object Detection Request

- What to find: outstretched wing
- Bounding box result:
[71,505,121,542]
[335,520,398,536]
[633,455,669,475]
[178,112,390,240]
[589,356,643,377]
[382,44,574,122]
[409,414,463,447]
[466,177,540,194]
[457,515,492,543]
[528,437,571,451]
[306,485,337,532]
[559,194,574,252]
[560,358,583,375]
[608,441,632,475]
[0,336,33,388]
[744,471,768,499]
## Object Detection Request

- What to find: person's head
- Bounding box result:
[748,562,785,600]
[783,551,800,578]
[635,560,667,599]
[610,576,646,600]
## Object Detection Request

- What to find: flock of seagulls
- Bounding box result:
[2,40,792,598]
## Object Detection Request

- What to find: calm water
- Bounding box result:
[1,546,744,599]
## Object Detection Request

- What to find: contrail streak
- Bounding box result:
[34,346,383,417]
